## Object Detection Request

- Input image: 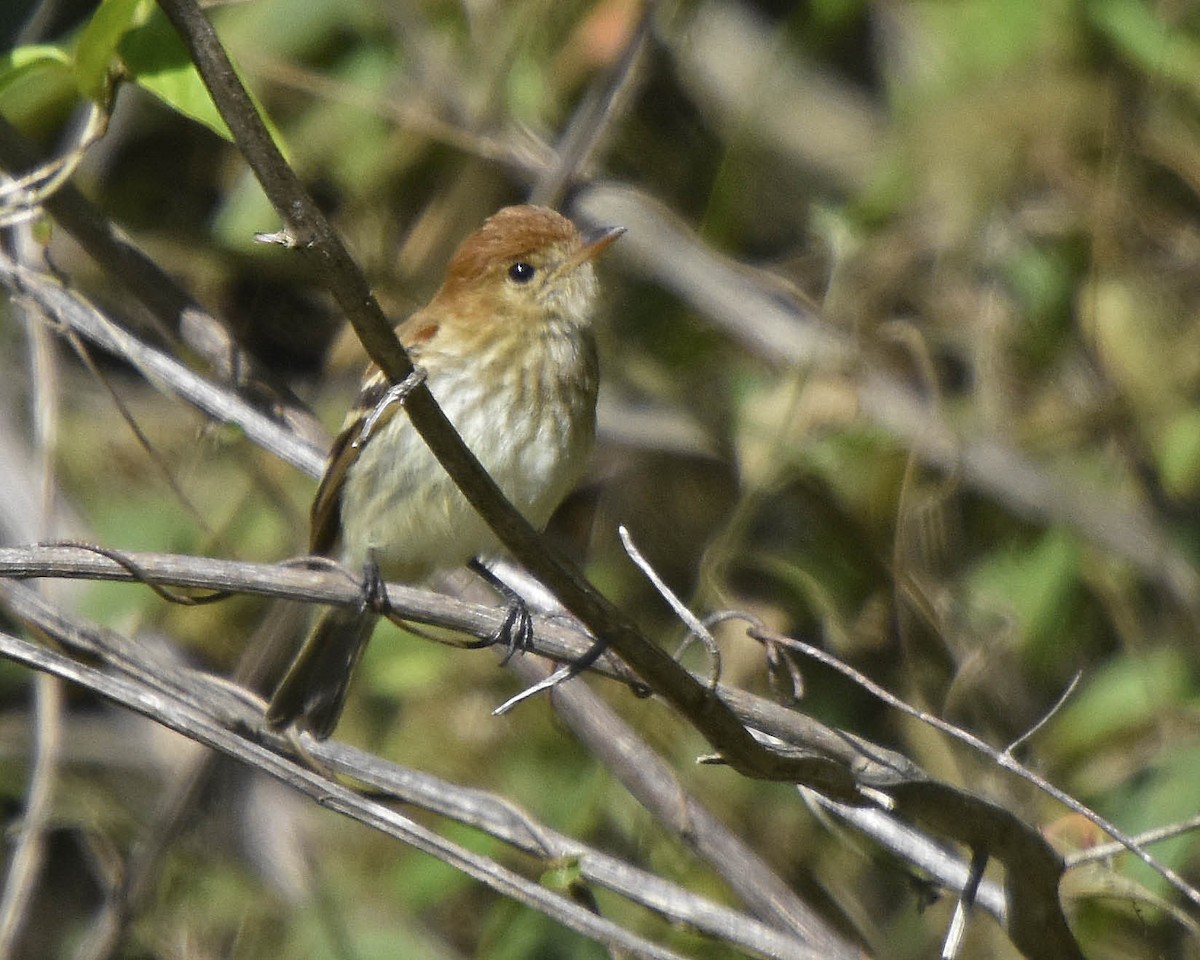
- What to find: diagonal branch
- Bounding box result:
[152,0,838,785]
[0,577,853,960]
[0,543,1121,959]
[0,625,694,960]
[0,116,323,448]
[0,250,324,477]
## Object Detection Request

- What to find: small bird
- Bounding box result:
[267,205,622,739]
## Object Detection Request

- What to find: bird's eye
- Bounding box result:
[507,261,536,284]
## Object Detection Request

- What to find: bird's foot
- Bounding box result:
[492,595,534,664]
[360,556,392,617]
[467,559,534,661]
[352,366,428,450]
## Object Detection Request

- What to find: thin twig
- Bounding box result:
[73,603,306,960]
[0,628,691,960]
[618,525,720,687]
[0,583,839,960]
[0,670,62,958]
[245,56,548,175]
[0,223,66,960]
[941,848,987,960]
[1065,813,1200,868]
[505,653,861,959]
[0,543,1108,955]
[1004,671,1082,756]
[0,103,108,227]
[530,0,654,207]
[55,329,217,541]
[748,622,1200,910]
[0,117,323,446]
[0,250,324,477]
[804,792,1007,922]
[0,544,893,791]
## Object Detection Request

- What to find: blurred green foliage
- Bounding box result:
[3,0,1200,957]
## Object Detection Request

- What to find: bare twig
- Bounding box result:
[1004,672,1083,757]
[803,792,1007,922]
[605,534,1075,954]
[1065,813,1200,868]
[0,103,108,228]
[530,0,654,207]
[0,547,972,783]
[0,117,322,446]
[506,652,862,958]
[618,524,721,688]
[746,622,1200,914]
[55,329,217,540]
[0,669,62,959]
[0,222,66,960]
[245,57,548,175]
[0,627,691,960]
[0,250,324,477]
[0,578,847,960]
[941,849,988,960]
[0,543,1115,958]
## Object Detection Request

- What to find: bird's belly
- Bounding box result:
[337,365,593,581]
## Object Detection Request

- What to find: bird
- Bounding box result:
[266,204,623,739]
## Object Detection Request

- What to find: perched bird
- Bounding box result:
[267,204,622,738]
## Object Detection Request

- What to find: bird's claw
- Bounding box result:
[466,559,535,660]
[360,557,392,616]
[353,366,428,450]
[493,597,534,664]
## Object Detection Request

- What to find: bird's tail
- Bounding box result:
[266,606,379,739]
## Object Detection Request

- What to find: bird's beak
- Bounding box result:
[570,224,625,268]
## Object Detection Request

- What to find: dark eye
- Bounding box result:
[508,261,536,283]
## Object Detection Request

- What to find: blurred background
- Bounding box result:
[2,0,1200,957]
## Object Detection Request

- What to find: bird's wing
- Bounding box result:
[309,311,440,556]
[309,402,363,556]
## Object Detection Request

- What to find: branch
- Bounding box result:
[0,543,1104,959]
[0,195,66,959]
[507,655,859,956]
[0,579,847,960]
[0,544,883,791]
[0,117,323,448]
[0,250,324,477]
[0,626,694,960]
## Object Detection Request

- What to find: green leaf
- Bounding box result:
[967,527,1082,664]
[1044,649,1191,759]
[1089,0,1200,101]
[118,8,232,140]
[0,45,73,98]
[0,45,78,127]
[74,0,152,101]
[1159,408,1200,500]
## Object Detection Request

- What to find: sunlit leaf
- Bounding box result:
[1044,649,1192,758]
[118,8,231,140]
[0,45,72,98]
[74,0,152,101]
[1090,0,1200,100]
[0,45,77,123]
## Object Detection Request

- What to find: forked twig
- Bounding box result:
[618,525,721,689]
[744,620,1200,910]
[0,102,108,228]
